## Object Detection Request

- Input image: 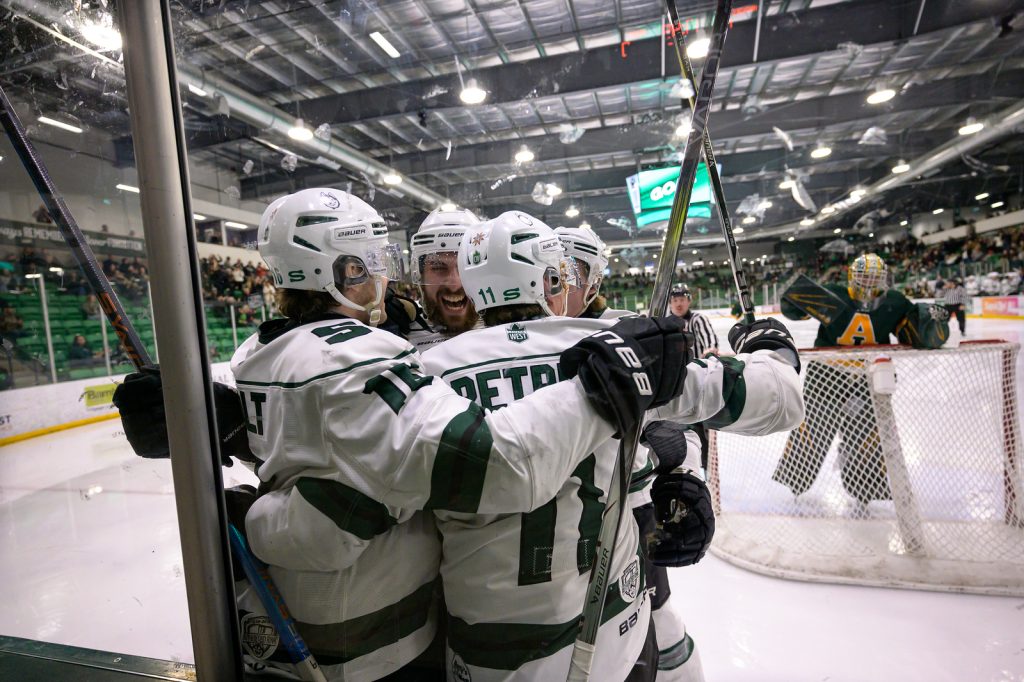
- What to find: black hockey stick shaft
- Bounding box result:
[567,3,733,680]
[666,0,755,324]
[0,83,327,682]
[0,85,152,367]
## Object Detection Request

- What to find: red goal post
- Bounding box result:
[708,340,1023,596]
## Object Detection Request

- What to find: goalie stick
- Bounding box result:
[666,0,755,325]
[566,1,733,680]
[0,84,327,682]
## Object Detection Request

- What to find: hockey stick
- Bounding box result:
[666,0,755,325]
[0,84,327,682]
[566,2,733,680]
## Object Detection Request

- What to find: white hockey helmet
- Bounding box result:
[257,188,401,324]
[410,207,479,285]
[555,225,609,305]
[459,210,576,317]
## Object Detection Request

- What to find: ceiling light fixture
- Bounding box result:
[368,31,401,59]
[850,189,866,200]
[691,249,698,254]
[382,172,403,186]
[833,228,842,234]
[779,179,795,190]
[734,227,745,234]
[287,119,314,141]
[866,88,896,105]
[991,201,1005,209]
[224,221,248,230]
[440,202,457,212]
[742,215,756,224]
[514,145,534,163]
[460,78,486,105]
[686,37,711,59]
[932,208,944,215]
[193,213,207,221]
[115,183,139,193]
[579,221,591,230]
[868,232,874,238]
[800,218,815,226]
[891,160,910,174]
[758,200,773,210]
[565,205,579,218]
[811,145,832,159]
[958,118,984,136]
[821,205,836,215]
[187,83,208,97]
[975,192,990,201]
[38,116,83,134]
[674,119,692,138]
[900,219,908,226]
[545,183,562,197]
[80,20,122,51]
[787,236,796,242]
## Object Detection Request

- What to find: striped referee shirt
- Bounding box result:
[943,286,969,306]
[666,311,719,357]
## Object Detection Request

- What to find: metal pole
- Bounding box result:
[230,304,238,348]
[118,2,243,679]
[260,304,266,323]
[148,280,159,362]
[37,276,56,383]
[773,282,778,305]
[99,315,112,375]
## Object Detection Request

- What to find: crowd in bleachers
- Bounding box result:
[1,221,1022,388]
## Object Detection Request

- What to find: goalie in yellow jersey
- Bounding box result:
[774,253,950,504]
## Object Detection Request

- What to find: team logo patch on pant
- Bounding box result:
[451,654,472,682]
[240,613,279,660]
[618,556,640,601]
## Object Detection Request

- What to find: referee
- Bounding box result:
[942,278,968,335]
[665,285,719,357]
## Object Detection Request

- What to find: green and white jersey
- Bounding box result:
[231,315,616,681]
[407,318,485,352]
[421,317,804,681]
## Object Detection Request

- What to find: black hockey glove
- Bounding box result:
[559,317,690,437]
[728,317,801,372]
[381,290,423,339]
[641,421,697,475]
[648,470,715,567]
[112,365,254,465]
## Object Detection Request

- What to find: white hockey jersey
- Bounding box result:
[230,315,618,681]
[421,317,804,681]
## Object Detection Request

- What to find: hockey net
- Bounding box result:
[708,340,1024,596]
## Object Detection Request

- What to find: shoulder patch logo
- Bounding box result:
[240,613,279,660]
[470,232,485,246]
[618,556,640,602]
[319,191,341,209]
[506,322,528,343]
[472,251,481,264]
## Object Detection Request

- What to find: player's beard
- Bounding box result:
[424,287,479,336]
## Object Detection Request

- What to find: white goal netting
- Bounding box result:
[709,340,1024,596]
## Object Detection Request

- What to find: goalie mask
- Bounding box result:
[257,188,403,325]
[555,226,609,307]
[459,211,577,318]
[848,253,889,306]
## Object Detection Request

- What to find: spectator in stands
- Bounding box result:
[1,305,23,341]
[0,268,11,294]
[82,294,101,320]
[68,334,99,368]
[32,205,52,224]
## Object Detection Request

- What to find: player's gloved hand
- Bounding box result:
[641,421,694,474]
[112,365,255,465]
[648,469,715,567]
[560,317,690,436]
[928,304,950,322]
[728,317,801,372]
[381,290,421,339]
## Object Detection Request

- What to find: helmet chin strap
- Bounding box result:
[326,278,386,326]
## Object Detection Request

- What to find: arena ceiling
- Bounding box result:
[2,0,1024,248]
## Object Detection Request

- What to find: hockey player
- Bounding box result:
[407,207,483,350]
[421,211,805,681]
[774,252,950,503]
[114,189,694,681]
[558,225,708,681]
